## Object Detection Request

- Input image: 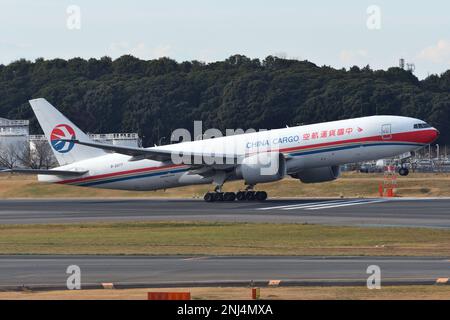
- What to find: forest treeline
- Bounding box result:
[1,54,449,146]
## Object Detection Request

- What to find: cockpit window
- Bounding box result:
[413,123,431,129]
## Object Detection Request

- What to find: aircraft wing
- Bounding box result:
[64,139,173,161]
[1,168,88,176]
[64,139,241,164]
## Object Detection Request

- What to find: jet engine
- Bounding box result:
[235,153,286,185]
[291,165,341,183]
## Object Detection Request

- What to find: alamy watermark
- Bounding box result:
[366,265,381,289]
[366,5,381,30]
[66,5,81,30]
[66,265,81,290]
[168,121,281,175]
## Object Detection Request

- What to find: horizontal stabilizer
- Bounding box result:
[1,168,88,176]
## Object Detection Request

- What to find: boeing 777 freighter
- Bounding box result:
[2,98,439,202]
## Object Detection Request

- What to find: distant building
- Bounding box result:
[0,118,30,168]
[86,133,141,147]
[0,118,30,144]
[29,132,140,148]
[0,117,30,147]
[398,58,415,73]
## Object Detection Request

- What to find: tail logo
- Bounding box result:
[50,124,76,153]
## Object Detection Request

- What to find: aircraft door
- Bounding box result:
[381,124,392,140]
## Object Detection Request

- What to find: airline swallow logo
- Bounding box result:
[50,124,76,153]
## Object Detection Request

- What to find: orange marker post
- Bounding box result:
[378,182,383,197]
[251,288,260,300]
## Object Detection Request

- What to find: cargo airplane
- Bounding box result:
[2,98,439,202]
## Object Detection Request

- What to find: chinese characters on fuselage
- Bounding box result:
[246,127,355,149]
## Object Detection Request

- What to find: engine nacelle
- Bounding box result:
[236,153,286,185]
[291,165,341,184]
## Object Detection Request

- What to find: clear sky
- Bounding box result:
[1,0,449,79]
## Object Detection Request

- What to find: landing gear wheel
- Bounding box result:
[204,192,214,202]
[399,168,409,176]
[245,191,256,201]
[236,191,246,201]
[224,192,236,201]
[235,190,268,201]
[213,192,224,202]
[255,191,268,201]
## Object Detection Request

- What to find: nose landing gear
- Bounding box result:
[398,153,412,176]
[398,167,409,176]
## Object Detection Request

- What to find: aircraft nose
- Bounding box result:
[429,128,439,143]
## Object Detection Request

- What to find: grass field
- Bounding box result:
[1,221,449,256]
[1,172,450,199]
[1,285,449,300]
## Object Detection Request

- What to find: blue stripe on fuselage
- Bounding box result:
[75,168,189,187]
[288,142,423,156]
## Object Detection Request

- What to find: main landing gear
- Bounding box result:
[204,185,268,202]
[204,191,268,202]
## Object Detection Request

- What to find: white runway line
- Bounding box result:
[280,199,366,210]
[256,200,348,211]
[256,199,390,211]
[304,199,388,210]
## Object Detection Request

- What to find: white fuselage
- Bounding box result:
[38,115,438,190]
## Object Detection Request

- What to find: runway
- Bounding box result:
[0,255,448,290]
[0,198,450,228]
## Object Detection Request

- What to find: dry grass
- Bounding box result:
[0,221,449,256]
[2,172,450,199]
[1,285,449,300]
